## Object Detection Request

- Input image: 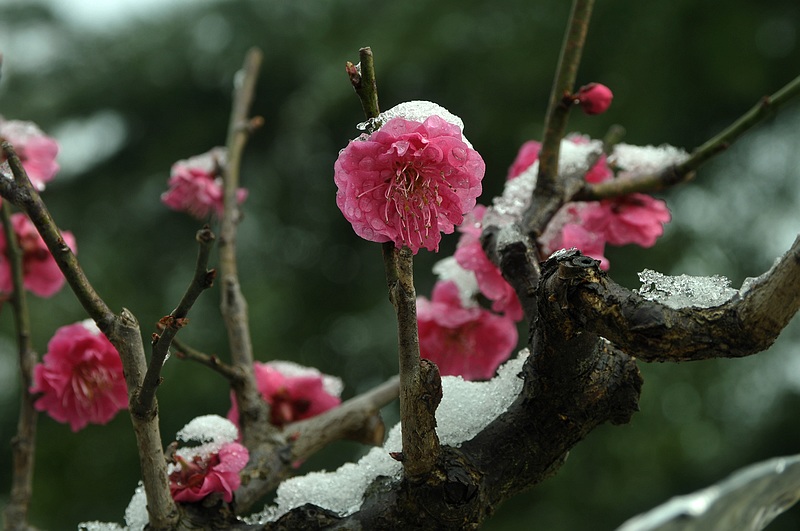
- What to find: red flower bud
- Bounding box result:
[576,83,613,115]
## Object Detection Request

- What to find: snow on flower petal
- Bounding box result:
[169,441,249,503]
[0,213,76,298]
[30,321,127,432]
[228,361,342,429]
[161,147,248,219]
[417,281,518,380]
[335,110,485,254]
[507,140,540,180]
[0,118,60,190]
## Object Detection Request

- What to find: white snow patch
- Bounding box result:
[432,256,480,308]
[637,269,738,309]
[609,143,689,177]
[249,350,529,523]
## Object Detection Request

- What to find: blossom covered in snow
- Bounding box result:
[168,415,249,503]
[0,118,60,190]
[453,205,523,320]
[417,281,518,380]
[228,361,343,428]
[507,140,541,180]
[334,101,485,254]
[0,213,76,297]
[161,147,248,219]
[30,320,127,432]
[575,83,614,115]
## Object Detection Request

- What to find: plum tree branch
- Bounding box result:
[219,47,274,448]
[0,141,179,529]
[347,47,440,481]
[575,73,800,200]
[524,0,595,241]
[1,201,38,531]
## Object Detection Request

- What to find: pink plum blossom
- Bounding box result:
[0,213,76,298]
[454,205,523,320]
[334,115,485,254]
[161,147,248,219]
[544,217,609,270]
[417,281,518,380]
[0,119,60,190]
[507,140,540,180]
[575,83,613,115]
[30,320,127,432]
[169,441,249,503]
[228,361,342,428]
[582,193,671,248]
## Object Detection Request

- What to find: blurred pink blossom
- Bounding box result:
[30,321,127,432]
[417,281,518,380]
[334,116,485,254]
[161,147,247,219]
[582,193,671,248]
[0,213,76,297]
[454,205,523,320]
[228,361,342,428]
[575,83,613,115]
[544,217,609,270]
[0,119,60,190]
[169,442,249,503]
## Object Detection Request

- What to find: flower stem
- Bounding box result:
[1,201,37,531]
[524,0,595,238]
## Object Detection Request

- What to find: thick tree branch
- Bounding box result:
[542,240,800,362]
[2,202,38,531]
[219,47,273,447]
[576,73,800,200]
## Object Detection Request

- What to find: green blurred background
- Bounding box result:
[1,0,799,529]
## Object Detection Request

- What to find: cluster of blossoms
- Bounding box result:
[161,147,248,219]
[228,360,343,429]
[30,320,128,432]
[0,119,73,299]
[168,415,249,503]
[508,136,676,269]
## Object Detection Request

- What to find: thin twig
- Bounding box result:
[524,0,595,239]
[133,227,216,417]
[172,337,242,383]
[219,47,273,447]
[576,73,800,200]
[2,202,38,531]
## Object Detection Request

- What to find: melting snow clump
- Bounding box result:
[249,350,529,524]
[638,269,738,309]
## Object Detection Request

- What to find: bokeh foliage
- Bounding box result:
[0,0,798,528]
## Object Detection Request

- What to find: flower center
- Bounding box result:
[385,161,443,246]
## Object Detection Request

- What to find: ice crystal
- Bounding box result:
[638,269,738,309]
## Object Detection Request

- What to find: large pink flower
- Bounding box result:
[417,281,518,380]
[228,361,342,428]
[582,193,671,248]
[30,321,127,432]
[0,119,60,190]
[169,441,249,503]
[161,147,248,219]
[334,115,485,254]
[454,205,523,320]
[0,213,76,298]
